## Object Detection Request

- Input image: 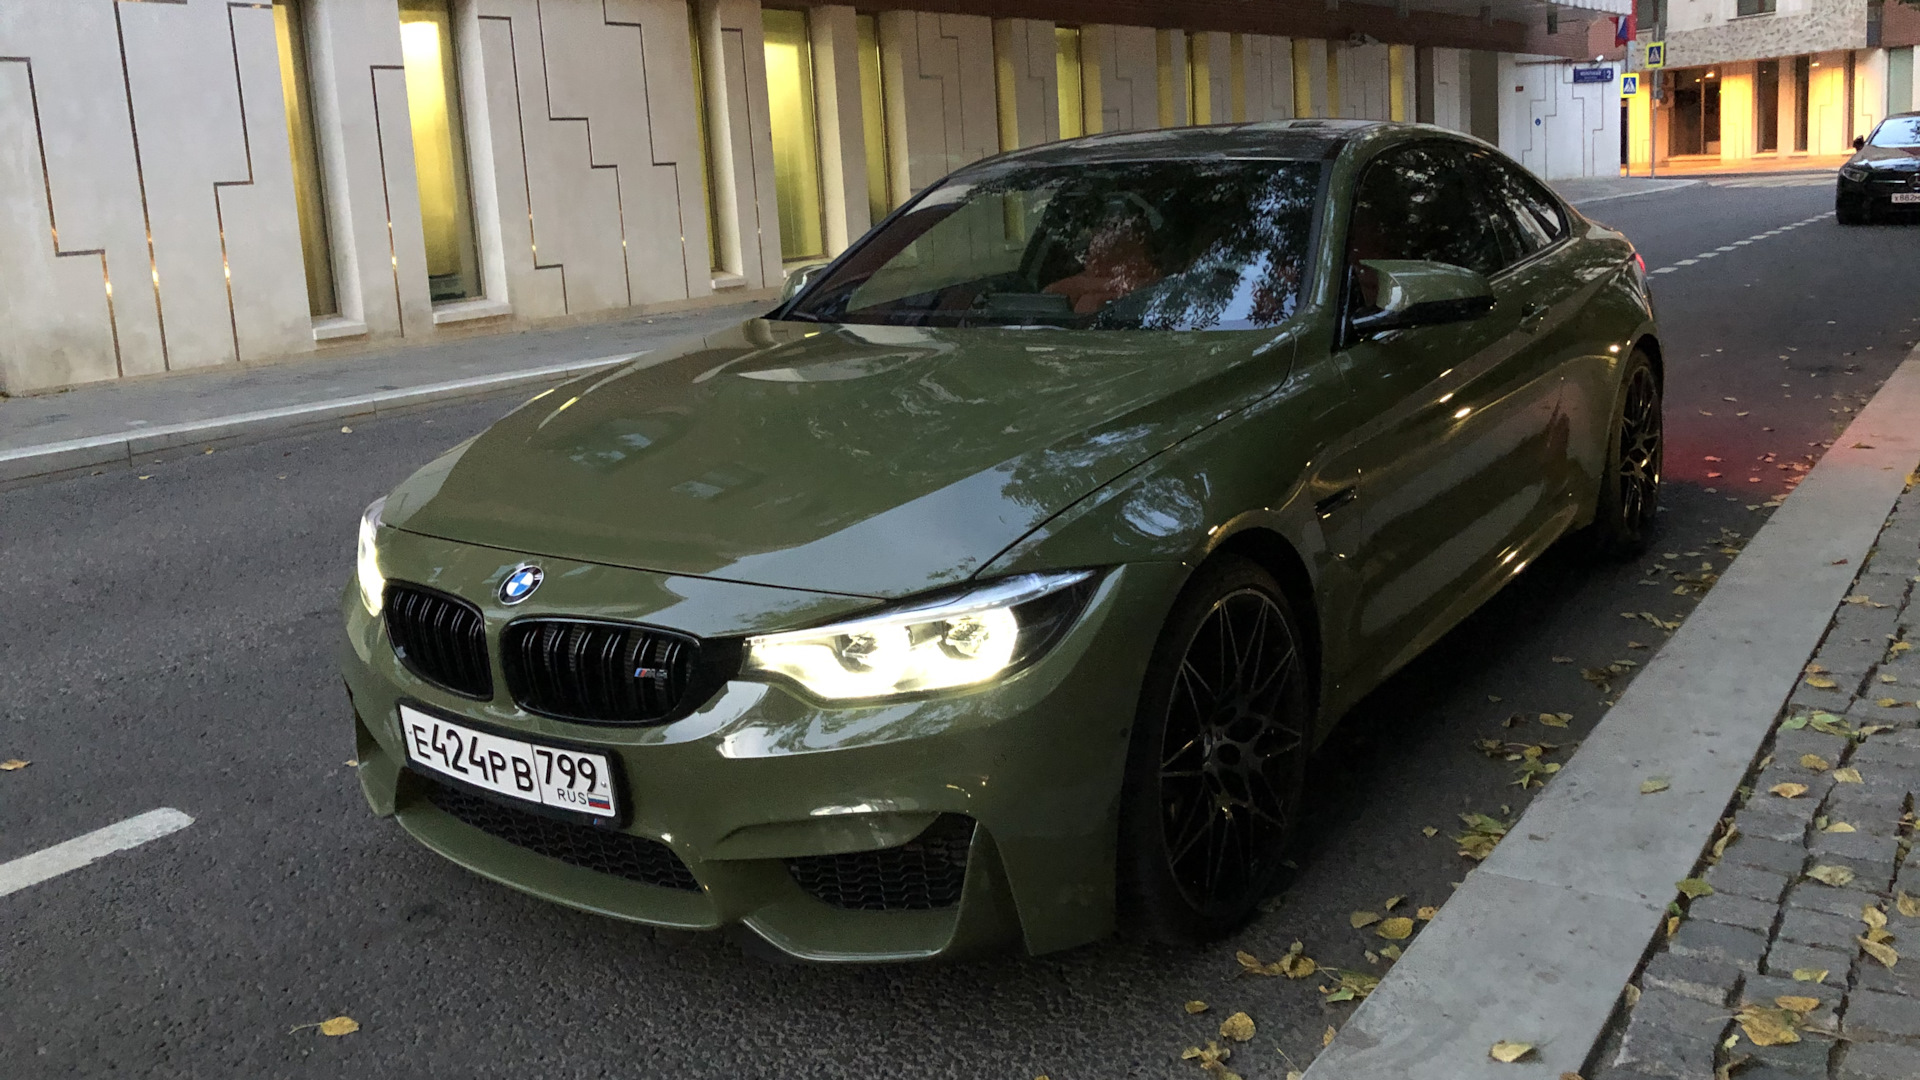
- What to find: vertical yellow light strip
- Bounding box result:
[1081,28,1103,134]
[1292,39,1313,118]
[761,8,826,261]
[273,1,337,317]
[398,0,481,302]
[1229,33,1246,122]
[1188,33,1209,125]
[1055,27,1084,139]
[1389,43,1409,122]
[689,6,722,272]
[856,14,891,222]
[994,24,1019,151]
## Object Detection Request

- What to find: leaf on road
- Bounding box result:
[1711,823,1739,860]
[1489,1041,1535,1063]
[1898,891,1920,918]
[1734,1004,1801,1046]
[1862,904,1892,942]
[1218,1012,1255,1042]
[1779,715,1810,731]
[1417,906,1439,921]
[1641,777,1671,794]
[1376,917,1414,941]
[1770,782,1809,799]
[1834,768,1863,784]
[1807,865,1856,887]
[1320,969,1381,1003]
[1775,995,1822,1015]
[1791,968,1829,983]
[1384,894,1405,910]
[318,1016,359,1037]
[1824,821,1856,833]
[1876,698,1907,709]
[1805,676,1839,689]
[1539,712,1571,728]
[1350,910,1382,929]
[0,759,28,771]
[1323,1025,1338,1047]
[1422,826,1438,837]
[1800,753,1831,772]
[1236,941,1316,979]
[1183,1000,1209,1014]
[1455,813,1509,860]
[1859,936,1900,969]
[1676,878,1715,899]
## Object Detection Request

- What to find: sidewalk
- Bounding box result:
[1553,176,1703,206]
[0,298,768,483]
[1306,350,1920,1080]
[1598,487,1920,1077]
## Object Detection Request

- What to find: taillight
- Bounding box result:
[1634,252,1647,275]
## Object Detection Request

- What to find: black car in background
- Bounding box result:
[1837,112,1920,224]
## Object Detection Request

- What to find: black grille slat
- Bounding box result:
[419,775,699,891]
[385,584,492,699]
[786,815,975,911]
[502,618,703,726]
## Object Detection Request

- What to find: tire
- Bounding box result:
[1837,199,1869,226]
[1590,349,1663,559]
[1116,555,1312,944]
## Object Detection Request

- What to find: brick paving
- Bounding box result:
[1598,477,1920,1080]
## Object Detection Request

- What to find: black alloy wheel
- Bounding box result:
[1592,350,1662,558]
[1118,556,1311,943]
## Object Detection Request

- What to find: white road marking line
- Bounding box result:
[1697,252,1720,259]
[1716,245,1737,252]
[1675,259,1698,265]
[0,808,193,898]
[1734,240,1753,245]
[1652,266,1678,274]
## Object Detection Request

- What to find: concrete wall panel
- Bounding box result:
[1241,35,1294,121]
[1089,24,1157,132]
[885,11,997,197]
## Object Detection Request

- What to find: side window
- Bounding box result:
[1476,153,1568,258]
[1346,143,1506,311]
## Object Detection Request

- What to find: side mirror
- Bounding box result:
[1347,259,1496,338]
[782,261,830,302]
[1853,135,1867,150]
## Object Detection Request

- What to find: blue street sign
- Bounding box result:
[1573,66,1615,84]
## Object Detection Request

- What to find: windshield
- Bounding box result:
[1869,117,1920,148]
[782,159,1322,331]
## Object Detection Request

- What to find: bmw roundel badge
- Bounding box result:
[499,564,544,605]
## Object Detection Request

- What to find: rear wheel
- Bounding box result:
[1591,350,1662,559]
[1116,556,1311,943]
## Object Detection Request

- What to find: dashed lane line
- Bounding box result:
[1649,211,1836,275]
[0,808,193,898]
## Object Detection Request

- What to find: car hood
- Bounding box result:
[386,319,1288,598]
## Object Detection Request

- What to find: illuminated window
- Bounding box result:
[761,8,826,262]
[398,0,481,302]
[689,10,722,272]
[1187,33,1210,125]
[1055,27,1084,138]
[273,1,336,317]
[856,15,892,223]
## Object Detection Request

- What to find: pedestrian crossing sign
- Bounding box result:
[1621,73,1640,97]
[1645,41,1666,68]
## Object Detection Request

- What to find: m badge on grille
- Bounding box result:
[499,564,544,605]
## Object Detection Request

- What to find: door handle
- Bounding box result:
[1315,485,1358,518]
[1519,303,1549,332]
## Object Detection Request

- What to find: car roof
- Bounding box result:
[978,118,1398,169]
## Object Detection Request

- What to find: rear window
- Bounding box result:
[781,160,1322,331]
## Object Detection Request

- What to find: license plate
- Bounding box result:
[401,705,618,818]
[1892,193,1920,204]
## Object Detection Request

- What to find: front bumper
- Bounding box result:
[341,526,1186,960]
[1838,173,1920,213]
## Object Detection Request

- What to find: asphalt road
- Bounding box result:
[3,176,1918,1080]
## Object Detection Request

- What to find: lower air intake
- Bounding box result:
[419,775,699,892]
[786,814,975,911]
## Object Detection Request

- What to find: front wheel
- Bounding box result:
[1116,556,1312,944]
[1590,350,1663,559]
[1837,199,1870,226]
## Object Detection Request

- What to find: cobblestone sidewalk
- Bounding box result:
[1599,475,1920,1079]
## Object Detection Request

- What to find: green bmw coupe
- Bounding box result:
[343,119,1661,961]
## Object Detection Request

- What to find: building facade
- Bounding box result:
[0,0,1625,395]
[1624,0,1920,168]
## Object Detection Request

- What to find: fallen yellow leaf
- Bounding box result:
[0,759,28,771]
[1539,713,1570,728]
[1350,910,1382,929]
[1805,676,1839,689]
[1417,906,1438,921]
[1791,968,1828,983]
[1641,777,1671,794]
[1735,1004,1800,1046]
[1218,1012,1255,1042]
[1775,995,1822,1015]
[1489,1041,1535,1063]
[1807,865,1856,887]
[1824,821,1856,833]
[1384,894,1405,911]
[1422,826,1438,837]
[317,1016,359,1037]
[1185,1000,1209,1014]
[1770,782,1809,799]
[1898,891,1920,918]
[1676,878,1714,899]
[1323,1025,1337,1047]
[1834,768,1863,784]
[1800,753,1831,772]
[1376,917,1414,941]
[1876,698,1905,708]
[1859,936,1900,969]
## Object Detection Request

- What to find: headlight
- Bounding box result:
[1840,164,1870,182]
[356,497,388,617]
[743,571,1097,701]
